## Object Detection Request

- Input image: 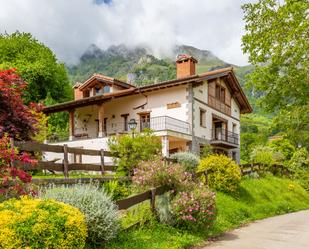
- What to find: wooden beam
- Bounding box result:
[98,103,105,137]
[69,109,75,141]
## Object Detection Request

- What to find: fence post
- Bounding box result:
[250,163,254,174]
[63,144,69,178]
[150,188,156,214]
[100,149,105,175]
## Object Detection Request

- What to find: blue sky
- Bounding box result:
[0,0,257,65]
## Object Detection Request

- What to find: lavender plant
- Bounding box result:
[41,184,120,246]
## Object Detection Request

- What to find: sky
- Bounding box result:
[0,0,257,66]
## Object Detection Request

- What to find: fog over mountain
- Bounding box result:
[0,0,255,65]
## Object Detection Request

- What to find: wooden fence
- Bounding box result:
[11,139,118,180]
[116,185,169,211]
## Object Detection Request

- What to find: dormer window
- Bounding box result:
[95,86,101,94]
[103,85,110,93]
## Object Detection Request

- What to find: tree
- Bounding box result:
[242,0,309,148]
[240,114,273,162]
[0,69,37,140]
[0,32,72,103]
[108,130,162,176]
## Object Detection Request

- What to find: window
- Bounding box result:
[103,85,110,93]
[95,86,101,94]
[215,84,226,103]
[220,88,225,102]
[200,109,206,127]
[139,113,150,131]
[232,123,237,133]
[215,85,220,99]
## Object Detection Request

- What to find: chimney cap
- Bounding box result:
[176,54,198,63]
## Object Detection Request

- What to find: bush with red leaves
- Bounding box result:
[0,69,37,140]
[0,135,37,201]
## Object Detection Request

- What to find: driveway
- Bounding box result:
[203,210,309,249]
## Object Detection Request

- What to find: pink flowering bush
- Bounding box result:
[171,184,216,230]
[132,157,193,191]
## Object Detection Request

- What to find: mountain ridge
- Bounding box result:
[66,43,256,109]
[68,43,245,83]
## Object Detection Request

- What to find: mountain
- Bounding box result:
[68,44,236,82]
[67,44,256,108]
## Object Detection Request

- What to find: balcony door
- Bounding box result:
[213,118,227,141]
[139,112,150,132]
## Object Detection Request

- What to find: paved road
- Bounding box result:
[203,210,309,249]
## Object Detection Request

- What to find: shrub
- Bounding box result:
[42,184,119,246]
[197,154,241,194]
[0,196,87,249]
[0,135,37,201]
[289,148,309,172]
[268,137,295,160]
[170,152,200,173]
[103,180,131,201]
[108,130,162,176]
[250,145,275,166]
[132,157,193,192]
[171,184,216,230]
[200,144,213,158]
[287,148,309,189]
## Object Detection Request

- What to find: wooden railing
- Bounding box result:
[11,139,118,180]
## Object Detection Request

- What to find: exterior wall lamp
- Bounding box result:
[128,118,137,138]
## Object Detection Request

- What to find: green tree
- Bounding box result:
[0,32,72,103]
[268,137,296,160]
[242,0,309,149]
[240,114,273,162]
[108,130,162,176]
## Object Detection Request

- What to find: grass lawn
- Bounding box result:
[105,176,309,249]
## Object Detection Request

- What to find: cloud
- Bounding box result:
[0,0,256,65]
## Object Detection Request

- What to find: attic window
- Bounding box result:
[95,87,101,94]
[103,85,110,93]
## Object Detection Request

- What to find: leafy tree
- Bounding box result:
[0,69,37,140]
[268,137,295,160]
[242,0,309,148]
[0,32,72,103]
[240,114,273,162]
[250,145,275,166]
[108,130,162,176]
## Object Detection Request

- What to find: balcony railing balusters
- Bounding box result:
[211,128,239,145]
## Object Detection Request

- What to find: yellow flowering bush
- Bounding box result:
[0,197,87,249]
[197,154,241,194]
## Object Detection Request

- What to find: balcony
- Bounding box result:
[210,128,239,148]
[70,116,191,141]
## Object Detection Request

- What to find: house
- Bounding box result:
[43,54,252,164]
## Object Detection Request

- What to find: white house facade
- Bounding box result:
[43,55,252,164]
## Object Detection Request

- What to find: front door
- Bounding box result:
[139,113,150,131]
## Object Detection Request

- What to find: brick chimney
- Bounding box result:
[176,54,198,79]
[73,83,83,100]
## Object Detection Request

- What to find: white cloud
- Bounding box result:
[0,0,256,65]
